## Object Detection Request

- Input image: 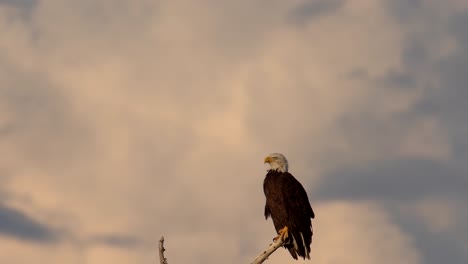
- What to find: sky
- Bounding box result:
[0,0,467,263]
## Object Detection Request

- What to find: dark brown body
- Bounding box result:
[263,170,315,260]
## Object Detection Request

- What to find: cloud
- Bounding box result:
[306,4,468,263]
[287,0,344,26]
[0,204,56,242]
[314,158,468,263]
[390,198,468,264]
[315,158,467,202]
[0,0,36,8]
[87,234,142,248]
[0,0,36,19]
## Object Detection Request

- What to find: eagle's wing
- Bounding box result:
[281,173,314,259]
[283,173,314,219]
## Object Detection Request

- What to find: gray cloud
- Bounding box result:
[0,67,96,174]
[0,0,37,21]
[389,205,468,264]
[0,204,56,242]
[287,0,344,26]
[403,11,468,114]
[87,234,142,248]
[315,158,467,202]
[0,0,36,7]
[309,4,468,264]
[384,0,423,23]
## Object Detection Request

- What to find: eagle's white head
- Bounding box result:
[264,153,289,173]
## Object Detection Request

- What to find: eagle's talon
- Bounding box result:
[273,226,289,242]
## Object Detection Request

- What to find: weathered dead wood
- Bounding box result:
[158,237,168,264]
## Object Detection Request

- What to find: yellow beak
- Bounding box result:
[264,156,273,163]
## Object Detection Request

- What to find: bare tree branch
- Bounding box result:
[158,235,285,264]
[159,236,168,264]
[250,236,285,264]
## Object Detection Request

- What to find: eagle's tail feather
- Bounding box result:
[287,246,298,260]
[287,231,311,260]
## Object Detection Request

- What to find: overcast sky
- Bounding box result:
[1,0,467,263]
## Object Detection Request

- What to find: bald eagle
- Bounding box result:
[263,153,315,260]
